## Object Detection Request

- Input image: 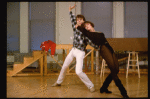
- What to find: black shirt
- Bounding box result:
[77,26,108,46]
[77,26,114,53]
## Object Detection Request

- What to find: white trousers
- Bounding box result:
[56,47,94,89]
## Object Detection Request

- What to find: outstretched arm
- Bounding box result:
[77,26,88,37]
[86,36,100,50]
[69,4,77,31]
[77,26,100,50]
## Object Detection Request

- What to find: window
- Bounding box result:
[81,2,113,38]
[29,2,56,51]
[124,2,148,38]
[7,2,20,52]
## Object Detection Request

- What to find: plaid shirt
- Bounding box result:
[69,11,99,51]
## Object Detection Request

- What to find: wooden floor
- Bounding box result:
[7,73,148,98]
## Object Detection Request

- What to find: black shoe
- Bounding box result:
[100,74,113,94]
[122,93,129,98]
[114,79,129,98]
[100,88,112,94]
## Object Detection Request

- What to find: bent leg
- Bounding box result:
[100,45,119,90]
[75,50,94,89]
[56,49,74,84]
[100,45,119,79]
[100,45,128,97]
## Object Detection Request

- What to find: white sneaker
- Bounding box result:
[51,82,61,87]
[90,87,95,92]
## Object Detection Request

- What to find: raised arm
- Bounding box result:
[69,4,77,31]
[69,11,76,29]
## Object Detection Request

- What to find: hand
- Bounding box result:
[51,55,54,58]
[48,53,54,58]
[69,4,76,11]
[75,24,78,28]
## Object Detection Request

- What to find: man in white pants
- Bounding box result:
[52,4,99,92]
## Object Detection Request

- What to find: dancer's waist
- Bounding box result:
[72,46,85,52]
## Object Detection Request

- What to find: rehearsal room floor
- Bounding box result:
[7,73,148,98]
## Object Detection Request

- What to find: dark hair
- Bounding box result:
[82,21,94,28]
[76,14,86,21]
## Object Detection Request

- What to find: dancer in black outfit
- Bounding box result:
[77,21,129,98]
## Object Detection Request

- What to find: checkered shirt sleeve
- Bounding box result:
[85,37,100,50]
[69,11,77,32]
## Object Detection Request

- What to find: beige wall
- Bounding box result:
[20,2,29,53]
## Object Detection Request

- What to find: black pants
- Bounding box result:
[100,44,127,95]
